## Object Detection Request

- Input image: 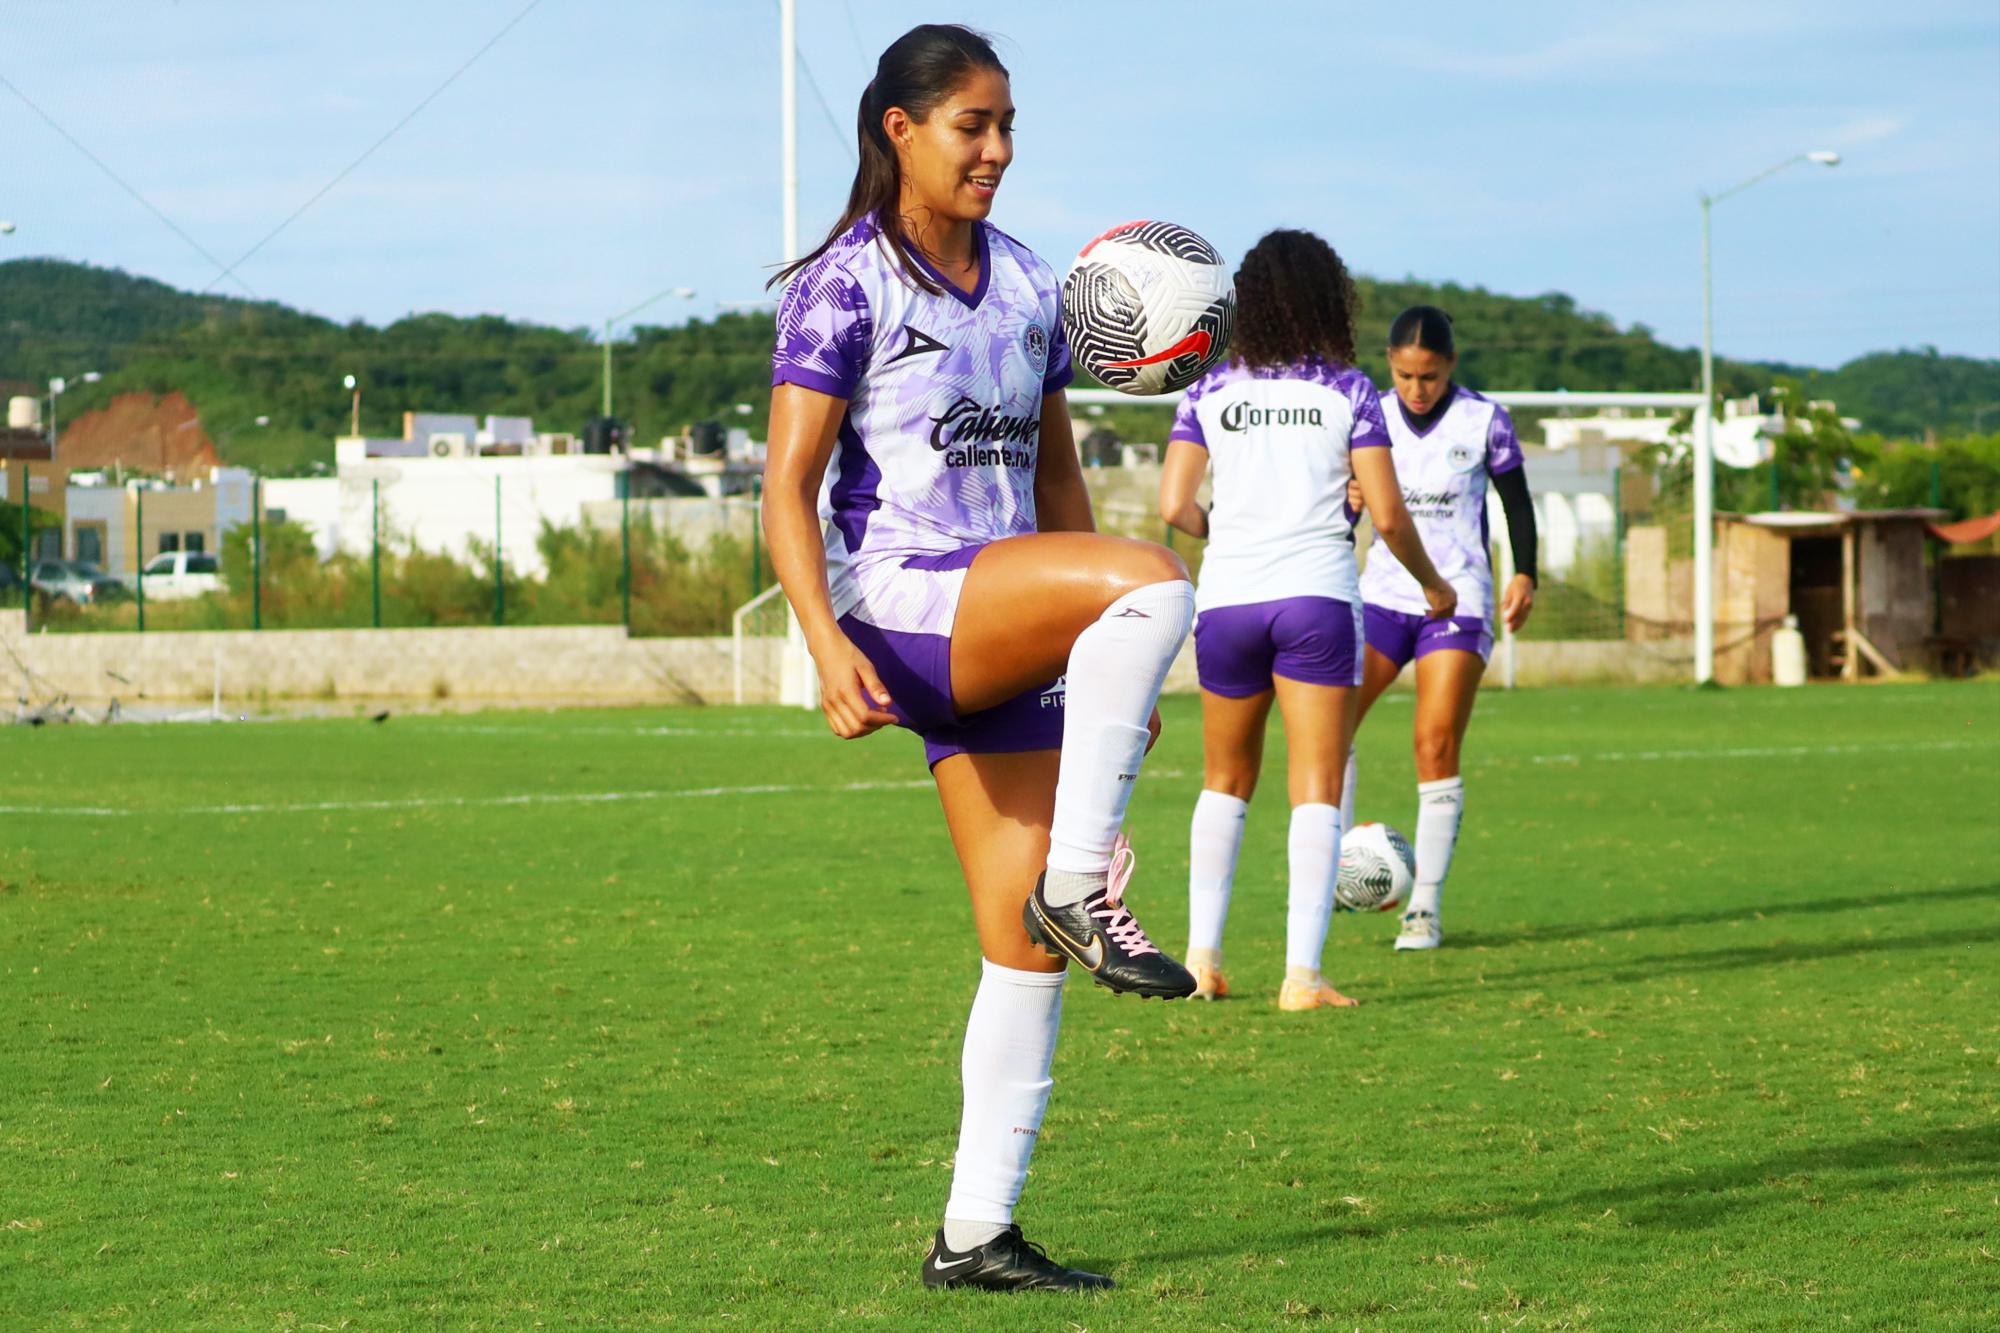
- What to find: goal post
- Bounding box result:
[1065,387,1717,685]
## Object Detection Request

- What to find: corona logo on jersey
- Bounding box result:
[1219,401,1325,432]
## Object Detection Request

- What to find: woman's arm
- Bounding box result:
[1491,463,1538,631]
[1351,447,1457,619]
[1160,439,1209,539]
[763,382,897,737]
[1033,392,1096,534]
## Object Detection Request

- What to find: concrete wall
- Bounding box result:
[4,609,1689,709]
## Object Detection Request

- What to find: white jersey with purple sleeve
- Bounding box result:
[1357,385,1524,620]
[1168,357,1389,613]
[770,215,1072,632]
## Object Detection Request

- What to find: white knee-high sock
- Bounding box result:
[1409,776,1464,917]
[1285,803,1342,975]
[1339,751,1358,834]
[1043,580,1196,903]
[1187,790,1248,961]
[942,960,1066,1249]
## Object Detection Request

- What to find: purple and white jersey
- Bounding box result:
[771,215,1072,630]
[1358,384,1523,620]
[1169,357,1389,613]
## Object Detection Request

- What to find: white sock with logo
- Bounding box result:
[1285,803,1342,975]
[1409,777,1464,918]
[1042,580,1196,906]
[1339,751,1357,835]
[941,960,1066,1252]
[1187,789,1249,964]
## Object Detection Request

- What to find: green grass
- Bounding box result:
[3,683,1997,1328]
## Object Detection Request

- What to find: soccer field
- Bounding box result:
[3,683,1996,1328]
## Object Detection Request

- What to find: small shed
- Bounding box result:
[1627,509,1947,683]
[1717,510,1947,682]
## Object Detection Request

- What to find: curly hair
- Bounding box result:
[1228,228,1359,370]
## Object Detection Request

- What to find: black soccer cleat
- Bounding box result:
[1022,835,1196,1000]
[921,1224,1113,1292]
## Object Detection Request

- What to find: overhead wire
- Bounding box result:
[198,0,548,296]
[0,70,259,299]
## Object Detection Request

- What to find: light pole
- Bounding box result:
[47,370,102,463]
[601,286,696,419]
[342,374,360,437]
[1696,149,1839,683]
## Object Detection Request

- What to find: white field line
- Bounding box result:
[1524,738,1994,765]
[0,737,1987,818]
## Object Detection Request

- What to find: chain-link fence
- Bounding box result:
[4,460,772,637]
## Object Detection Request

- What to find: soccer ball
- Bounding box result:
[1062,221,1235,396]
[1336,822,1415,913]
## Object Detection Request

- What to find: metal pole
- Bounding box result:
[620,470,632,629]
[136,484,146,632]
[493,474,503,626]
[781,0,799,265]
[252,477,262,631]
[371,478,382,628]
[1694,195,1716,685]
[350,387,360,438]
[18,462,30,628]
[602,320,614,420]
[750,493,763,596]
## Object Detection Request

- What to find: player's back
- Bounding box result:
[1173,357,1389,612]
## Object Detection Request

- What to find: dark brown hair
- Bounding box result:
[1387,305,1456,356]
[769,24,1007,296]
[1228,229,1359,370]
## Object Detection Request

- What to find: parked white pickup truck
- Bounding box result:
[135,550,224,600]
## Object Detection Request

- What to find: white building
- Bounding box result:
[1541,396,1860,471]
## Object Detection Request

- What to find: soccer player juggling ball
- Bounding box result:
[1349,306,1539,951]
[1160,231,1457,1009]
[762,24,1195,1294]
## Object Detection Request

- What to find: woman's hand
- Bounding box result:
[1346,476,1365,515]
[1145,705,1162,754]
[1423,579,1459,621]
[815,634,898,739]
[1500,573,1535,633]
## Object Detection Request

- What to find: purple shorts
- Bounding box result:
[838,612,1064,769]
[1362,604,1494,668]
[1193,596,1363,697]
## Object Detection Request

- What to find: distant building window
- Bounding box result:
[160,532,180,553]
[265,509,287,526]
[184,531,205,554]
[76,526,103,566]
[31,531,60,561]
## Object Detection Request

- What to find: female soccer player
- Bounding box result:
[1160,230,1456,1010]
[1349,306,1538,952]
[763,25,1195,1294]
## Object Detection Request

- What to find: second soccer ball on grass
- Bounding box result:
[1335,822,1415,913]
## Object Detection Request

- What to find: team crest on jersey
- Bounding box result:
[1024,323,1048,372]
[1446,441,1480,473]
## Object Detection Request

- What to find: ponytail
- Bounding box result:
[769,24,1006,295]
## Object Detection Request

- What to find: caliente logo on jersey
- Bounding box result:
[927,395,1040,469]
[1219,401,1324,432]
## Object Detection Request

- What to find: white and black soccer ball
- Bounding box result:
[1062,221,1235,396]
[1335,822,1415,913]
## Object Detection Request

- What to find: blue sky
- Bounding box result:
[4,0,1995,369]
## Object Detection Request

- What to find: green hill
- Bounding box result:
[2,257,1992,475]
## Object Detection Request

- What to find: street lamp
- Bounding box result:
[1695,149,1840,683]
[601,285,696,419]
[47,370,102,462]
[0,221,16,235]
[342,374,360,438]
